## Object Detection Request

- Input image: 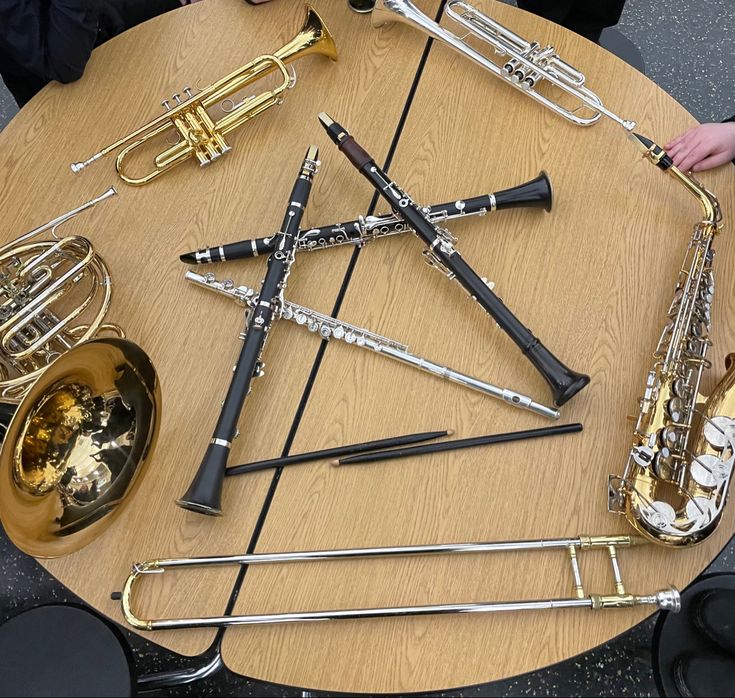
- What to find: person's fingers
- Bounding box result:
[665,125,699,150]
[667,132,699,157]
[671,142,698,168]
[665,134,687,150]
[692,151,732,171]
[677,141,712,172]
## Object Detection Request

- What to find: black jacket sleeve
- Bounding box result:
[0,1,102,84]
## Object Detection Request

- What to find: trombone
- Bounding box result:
[371,0,635,130]
[121,534,679,630]
[70,5,338,186]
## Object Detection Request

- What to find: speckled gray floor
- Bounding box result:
[0,2,734,696]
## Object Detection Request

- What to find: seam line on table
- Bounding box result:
[211,0,449,659]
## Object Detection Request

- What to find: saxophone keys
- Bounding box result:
[703,415,735,450]
[667,397,686,423]
[643,501,676,530]
[685,496,713,523]
[690,454,729,488]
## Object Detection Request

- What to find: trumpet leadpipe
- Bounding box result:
[185,270,560,420]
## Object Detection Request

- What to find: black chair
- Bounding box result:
[653,572,735,698]
[0,604,135,697]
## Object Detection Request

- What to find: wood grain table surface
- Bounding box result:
[0,0,732,693]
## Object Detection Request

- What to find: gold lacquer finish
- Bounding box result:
[0,188,121,400]
[609,134,733,546]
[0,338,161,558]
[70,5,338,186]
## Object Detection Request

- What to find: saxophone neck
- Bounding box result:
[629,132,721,227]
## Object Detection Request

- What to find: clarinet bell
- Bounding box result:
[176,442,231,516]
[493,171,553,212]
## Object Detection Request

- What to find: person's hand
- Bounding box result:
[665,122,735,172]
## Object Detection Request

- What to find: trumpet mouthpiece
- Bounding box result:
[70,152,104,174]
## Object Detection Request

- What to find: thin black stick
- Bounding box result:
[333,423,583,466]
[225,430,453,476]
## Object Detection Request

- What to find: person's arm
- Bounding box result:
[0,0,100,84]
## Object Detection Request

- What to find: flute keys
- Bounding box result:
[332,326,345,340]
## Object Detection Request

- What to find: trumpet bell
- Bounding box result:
[0,338,161,558]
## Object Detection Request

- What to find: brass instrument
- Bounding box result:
[70,5,337,186]
[121,534,679,630]
[371,0,634,130]
[0,338,161,558]
[0,188,121,400]
[608,134,733,546]
[0,194,162,557]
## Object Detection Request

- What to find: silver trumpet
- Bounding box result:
[186,270,560,420]
[121,533,679,630]
[372,0,635,130]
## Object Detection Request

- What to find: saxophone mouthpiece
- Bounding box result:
[629,132,673,170]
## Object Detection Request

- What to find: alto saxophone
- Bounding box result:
[608,133,734,546]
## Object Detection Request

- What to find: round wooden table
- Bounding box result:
[1,0,733,693]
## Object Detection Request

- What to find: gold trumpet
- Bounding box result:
[70,5,338,186]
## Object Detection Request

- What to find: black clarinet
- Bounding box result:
[177,145,320,516]
[178,173,552,263]
[318,112,589,407]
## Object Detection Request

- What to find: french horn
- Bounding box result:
[0,193,161,557]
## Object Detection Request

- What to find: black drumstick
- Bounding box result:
[332,423,583,465]
[226,429,453,476]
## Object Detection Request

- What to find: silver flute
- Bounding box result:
[186,270,560,420]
